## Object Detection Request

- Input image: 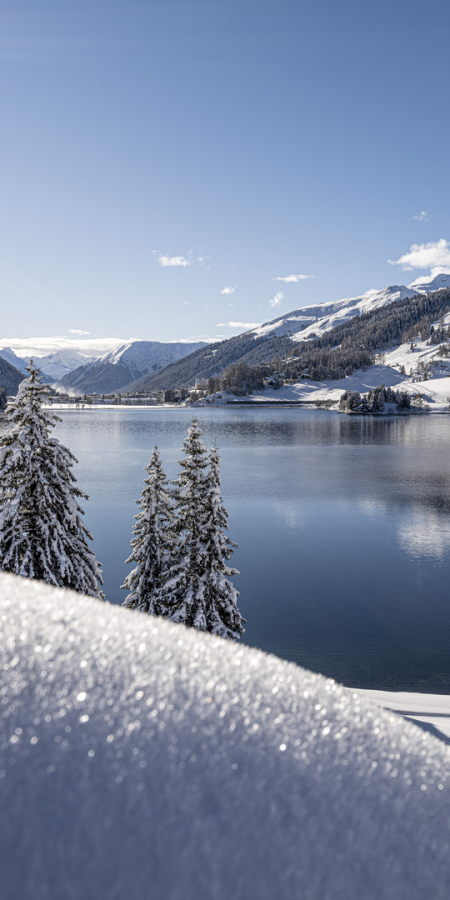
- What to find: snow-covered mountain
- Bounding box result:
[57,340,207,394]
[0,347,31,376]
[0,354,27,396]
[407,270,450,293]
[128,272,450,393]
[248,273,450,344]
[34,350,99,381]
[0,347,98,382]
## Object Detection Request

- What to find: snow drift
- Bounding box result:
[1,574,450,899]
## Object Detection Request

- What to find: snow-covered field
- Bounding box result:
[200,337,450,412]
[353,689,450,745]
[1,574,450,899]
[199,362,450,410]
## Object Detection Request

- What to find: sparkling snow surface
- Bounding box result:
[1,575,450,899]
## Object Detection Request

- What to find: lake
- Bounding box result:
[7,406,450,691]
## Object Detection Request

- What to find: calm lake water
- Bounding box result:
[9,407,450,691]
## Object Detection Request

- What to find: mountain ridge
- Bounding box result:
[0,347,99,382]
[124,276,450,392]
[56,340,207,394]
[0,355,30,397]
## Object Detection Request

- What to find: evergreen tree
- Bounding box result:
[0,361,103,597]
[161,418,210,628]
[122,447,176,613]
[360,395,369,413]
[203,443,245,639]
[162,418,243,639]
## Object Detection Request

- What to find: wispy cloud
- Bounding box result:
[413,210,430,222]
[0,333,208,358]
[269,291,284,308]
[197,256,211,267]
[158,255,191,267]
[69,328,90,335]
[216,322,261,330]
[220,286,236,295]
[273,274,314,283]
[389,239,450,271]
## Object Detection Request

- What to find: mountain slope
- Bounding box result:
[0,347,98,382]
[250,284,419,342]
[56,340,207,394]
[0,348,30,376]
[34,350,98,381]
[125,333,296,393]
[279,287,450,382]
[127,274,450,392]
[0,356,29,396]
[248,273,450,343]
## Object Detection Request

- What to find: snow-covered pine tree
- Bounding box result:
[161,418,210,628]
[203,443,244,639]
[162,419,244,639]
[121,446,177,613]
[0,361,104,598]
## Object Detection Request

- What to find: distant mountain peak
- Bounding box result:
[407,269,450,293]
[246,276,450,345]
[33,350,99,381]
[56,340,207,394]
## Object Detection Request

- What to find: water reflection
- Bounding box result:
[397,507,450,561]
[358,499,387,517]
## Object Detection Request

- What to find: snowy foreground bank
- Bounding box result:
[1,576,450,899]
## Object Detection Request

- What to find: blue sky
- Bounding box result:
[1,0,450,356]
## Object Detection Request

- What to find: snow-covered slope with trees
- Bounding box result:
[129,273,450,393]
[0,347,30,375]
[1,575,450,900]
[0,355,28,396]
[249,272,450,343]
[250,285,418,341]
[56,340,207,394]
